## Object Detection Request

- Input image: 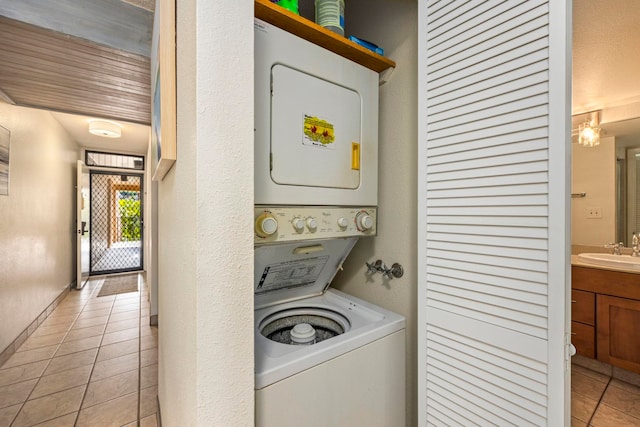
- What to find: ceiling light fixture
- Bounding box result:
[578,111,601,147]
[88,120,122,138]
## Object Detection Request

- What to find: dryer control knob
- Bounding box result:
[306,217,318,232]
[292,217,305,233]
[356,212,374,231]
[337,217,348,228]
[255,213,278,237]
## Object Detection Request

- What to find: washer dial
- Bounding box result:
[306,217,318,232]
[255,212,278,237]
[292,217,305,233]
[355,211,374,231]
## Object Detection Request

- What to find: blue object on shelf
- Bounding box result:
[348,35,384,56]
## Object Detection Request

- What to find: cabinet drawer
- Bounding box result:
[572,321,595,358]
[572,289,595,325]
[572,266,640,300]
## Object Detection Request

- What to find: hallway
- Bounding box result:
[0,274,157,426]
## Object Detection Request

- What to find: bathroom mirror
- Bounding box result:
[619,121,640,246]
[571,0,640,250]
[572,118,640,248]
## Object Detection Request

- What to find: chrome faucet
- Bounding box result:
[605,242,624,255]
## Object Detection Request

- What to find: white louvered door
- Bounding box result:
[418,1,571,426]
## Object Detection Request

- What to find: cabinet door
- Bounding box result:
[571,321,595,358]
[597,294,640,373]
[572,289,595,325]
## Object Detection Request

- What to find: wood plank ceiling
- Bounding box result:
[0,15,151,125]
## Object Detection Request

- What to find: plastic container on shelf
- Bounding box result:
[315,0,345,36]
[271,0,299,14]
[348,35,384,56]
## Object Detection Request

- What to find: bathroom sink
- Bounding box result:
[578,253,640,271]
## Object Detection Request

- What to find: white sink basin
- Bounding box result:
[578,253,640,270]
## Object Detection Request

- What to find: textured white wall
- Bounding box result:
[0,104,79,351]
[331,1,418,425]
[157,0,254,424]
[571,136,616,246]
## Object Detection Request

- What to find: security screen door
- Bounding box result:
[418,1,571,425]
[76,160,90,289]
[89,172,143,275]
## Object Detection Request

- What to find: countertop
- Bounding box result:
[571,254,640,275]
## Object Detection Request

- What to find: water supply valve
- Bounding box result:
[365,259,404,279]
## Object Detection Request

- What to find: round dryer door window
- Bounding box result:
[259,308,350,346]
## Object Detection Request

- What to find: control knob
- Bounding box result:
[306,217,318,232]
[355,211,374,231]
[255,212,278,237]
[292,217,305,233]
[337,217,348,229]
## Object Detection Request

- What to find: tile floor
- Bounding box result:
[5,276,640,427]
[0,273,158,427]
[572,356,640,426]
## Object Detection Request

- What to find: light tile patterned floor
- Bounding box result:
[572,356,640,426]
[7,277,640,426]
[0,274,157,426]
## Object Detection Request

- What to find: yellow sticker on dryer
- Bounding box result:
[303,115,335,148]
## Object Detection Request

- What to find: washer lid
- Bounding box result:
[254,237,358,309]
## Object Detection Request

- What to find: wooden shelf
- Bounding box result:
[255,0,395,74]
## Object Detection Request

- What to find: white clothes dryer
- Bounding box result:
[254,19,379,207]
[254,237,406,427]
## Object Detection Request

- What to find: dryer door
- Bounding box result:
[270,64,361,190]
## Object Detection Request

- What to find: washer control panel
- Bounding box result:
[254,206,377,243]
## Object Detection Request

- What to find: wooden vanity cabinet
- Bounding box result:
[571,321,596,358]
[572,289,595,324]
[571,289,595,358]
[572,266,640,373]
[597,294,640,373]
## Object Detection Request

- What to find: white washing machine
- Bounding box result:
[254,231,406,427]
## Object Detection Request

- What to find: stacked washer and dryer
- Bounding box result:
[254,18,406,427]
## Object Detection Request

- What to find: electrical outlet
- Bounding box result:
[587,207,602,218]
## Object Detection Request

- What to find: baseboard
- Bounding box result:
[157,396,162,426]
[0,282,73,367]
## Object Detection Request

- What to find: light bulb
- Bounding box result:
[579,120,600,147]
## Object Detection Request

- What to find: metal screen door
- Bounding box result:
[90,172,143,275]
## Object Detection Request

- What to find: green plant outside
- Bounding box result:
[119,198,141,241]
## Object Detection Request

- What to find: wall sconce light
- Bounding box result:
[89,120,122,138]
[578,111,601,147]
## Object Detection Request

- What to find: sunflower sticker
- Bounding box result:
[303,115,335,149]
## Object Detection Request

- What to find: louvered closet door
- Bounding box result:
[418,1,571,426]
